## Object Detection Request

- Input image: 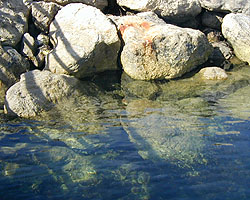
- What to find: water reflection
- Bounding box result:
[0,64,250,199]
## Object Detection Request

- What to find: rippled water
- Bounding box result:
[1,65,250,200]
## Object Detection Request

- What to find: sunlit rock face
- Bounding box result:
[4,70,82,118]
[121,99,207,169]
[0,0,29,47]
[117,0,202,23]
[222,13,250,65]
[41,0,108,10]
[199,0,250,15]
[45,3,120,78]
[111,12,212,80]
[198,67,228,80]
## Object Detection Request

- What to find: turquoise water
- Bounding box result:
[1,66,250,200]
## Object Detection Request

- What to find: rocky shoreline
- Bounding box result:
[1,0,250,118]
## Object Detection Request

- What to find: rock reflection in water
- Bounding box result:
[122,98,207,169]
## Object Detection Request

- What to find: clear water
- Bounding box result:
[1,65,250,200]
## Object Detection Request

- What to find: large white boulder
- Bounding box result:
[0,0,29,46]
[45,4,120,78]
[117,0,202,23]
[111,12,212,80]
[222,13,250,64]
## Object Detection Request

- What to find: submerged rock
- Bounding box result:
[117,0,202,23]
[222,13,250,65]
[112,12,212,80]
[121,72,160,100]
[0,0,29,47]
[45,3,120,78]
[0,45,30,88]
[4,70,82,118]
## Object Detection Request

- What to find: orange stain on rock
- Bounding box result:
[119,21,151,36]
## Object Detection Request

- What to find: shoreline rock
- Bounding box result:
[45,3,121,78]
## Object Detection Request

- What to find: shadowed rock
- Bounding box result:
[0,45,30,88]
[0,0,29,46]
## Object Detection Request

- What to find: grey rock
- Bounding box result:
[222,13,250,64]
[113,13,212,80]
[4,70,82,118]
[198,67,228,80]
[117,0,202,23]
[199,0,250,15]
[0,45,30,88]
[31,1,62,33]
[201,11,224,30]
[45,3,120,78]
[208,41,233,66]
[42,0,108,10]
[21,33,37,65]
[0,0,29,47]
[36,33,50,46]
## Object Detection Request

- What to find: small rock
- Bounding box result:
[199,67,228,80]
[208,41,233,66]
[21,33,37,60]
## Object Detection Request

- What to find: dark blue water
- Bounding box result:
[1,68,250,200]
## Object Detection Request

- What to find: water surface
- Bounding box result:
[0,66,250,200]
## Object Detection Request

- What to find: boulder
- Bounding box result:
[117,0,202,23]
[222,13,250,64]
[198,67,228,80]
[0,45,30,88]
[0,0,29,47]
[45,3,120,78]
[112,12,212,80]
[199,0,250,15]
[42,0,108,10]
[4,70,82,118]
[31,1,62,33]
